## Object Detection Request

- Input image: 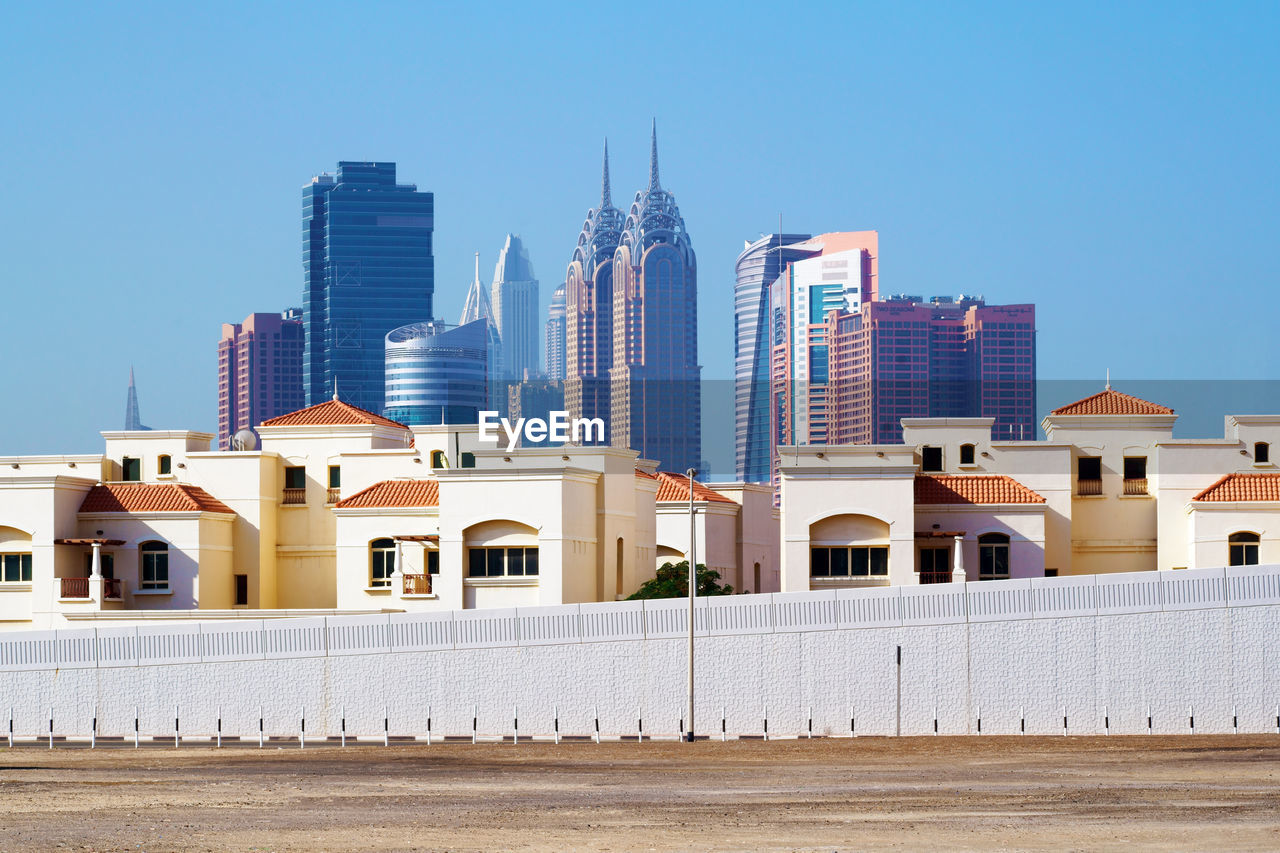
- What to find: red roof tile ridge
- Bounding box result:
[1192,472,1280,502]
[260,398,408,429]
[914,474,1045,505]
[653,471,735,503]
[334,478,440,509]
[79,483,235,514]
[1050,388,1174,416]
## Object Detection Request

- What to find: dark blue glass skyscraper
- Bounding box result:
[302,162,434,413]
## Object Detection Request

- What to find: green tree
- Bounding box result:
[625,561,736,600]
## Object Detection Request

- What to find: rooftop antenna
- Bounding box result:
[1105,368,1111,391]
[333,376,339,402]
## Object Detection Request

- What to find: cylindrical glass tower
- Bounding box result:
[384,319,489,426]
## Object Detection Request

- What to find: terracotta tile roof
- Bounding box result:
[260,398,407,429]
[334,479,439,509]
[653,471,735,503]
[635,469,658,480]
[915,475,1046,505]
[80,483,234,514]
[1192,473,1280,502]
[1050,389,1173,416]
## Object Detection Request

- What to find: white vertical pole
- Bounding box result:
[721,706,726,742]
[513,704,518,746]
[341,705,346,748]
[174,705,179,748]
[217,706,222,748]
[686,467,697,744]
[594,704,600,744]
[425,705,430,746]
[300,706,305,749]
[134,706,139,749]
[48,705,53,749]
[553,704,559,745]
[6,706,12,748]
[637,706,642,743]
[1189,705,1194,734]
[384,706,390,748]
[976,705,981,736]
[91,707,96,750]
[472,704,477,745]
[1019,706,1025,735]
[807,705,812,739]
[1104,705,1109,736]
[259,705,264,749]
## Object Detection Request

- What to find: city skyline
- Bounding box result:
[3,2,1277,455]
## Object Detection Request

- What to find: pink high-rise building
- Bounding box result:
[217,310,305,449]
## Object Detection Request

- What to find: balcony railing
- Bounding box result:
[402,573,432,595]
[103,578,122,600]
[282,488,306,505]
[60,577,90,599]
[1077,478,1103,496]
[919,572,953,585]
[1124,477,1149,496]
[326,488,341,504]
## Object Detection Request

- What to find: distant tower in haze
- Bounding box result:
[459,251,503,403]
[609,121,701,472]
[565,139,624,440]
[545,283,566,381]
[124,367,150,431]
[490,234,540,379]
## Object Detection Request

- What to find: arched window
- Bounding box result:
[139,541,169,589]
[959,444,976,466]
[978,533,1010,580]
[1229,532,1260,567]
[1256,442,1271,464]
[430,450,447,469]
[370,538,395,587]
[158,454,172,475]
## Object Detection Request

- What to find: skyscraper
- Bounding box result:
[545,284,566,381]
[609,122,701,472]
[384,319,489,426]
[825,296,1036,445]
[768,232,880,454]
[564,140,623,438]
[124,366,150,431]
[490,234,540,379]
[302,162,434,413]
[217,310,305,449]
[459,252,503,403]
[734,233,813,483]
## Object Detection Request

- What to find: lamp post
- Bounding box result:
[686,467,697,743]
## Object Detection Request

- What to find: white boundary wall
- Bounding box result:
[2,565,1280,740]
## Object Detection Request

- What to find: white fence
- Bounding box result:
[1,565,1279,742]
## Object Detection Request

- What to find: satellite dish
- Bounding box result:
[232,429,259,451]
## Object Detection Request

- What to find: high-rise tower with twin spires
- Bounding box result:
[564,124,700,472]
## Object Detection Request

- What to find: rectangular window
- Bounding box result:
[284,466,306,489]
[83,552,115,579]
[141,551,168,589]
[2,554,32,583]
[234,574,248,606]
[328,465,341,489]
[122,457,141,481]
[920,548,950,573]
[467,547,539,578]
[460,452,476,469]
[1077,456,1102,495]
[427,550,440,574]
[810,546,888,577]
[1230,543,1259,566]
[158,455,171,475]
[921,446,943,472]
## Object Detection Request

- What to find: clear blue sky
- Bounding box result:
[1,1,1277,455]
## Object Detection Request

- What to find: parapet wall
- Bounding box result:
[2,566,1278,740]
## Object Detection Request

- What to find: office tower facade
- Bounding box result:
[564,141,623,438]
[609,123,701,472]
[217,310,305,449]
[734,233,813,483]
[490,234,540,379]
[545,284,566,381]
[825,296,1036,445]
[124,367,150,431]
[384,319,489,426]
[302,162,434,413]
[768,232,880,459]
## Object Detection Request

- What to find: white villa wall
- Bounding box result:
[5,566,1277,741]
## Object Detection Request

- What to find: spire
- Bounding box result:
[124,365,149,431]
[601,138,612,209]
[648,118,660,191]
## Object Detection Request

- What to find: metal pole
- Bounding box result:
[686,467,697,743]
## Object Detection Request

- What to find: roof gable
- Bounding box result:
[1192,472,1280,502]
[915,474,1045,505]
[334,479,439,509]
[653,471,734,503]
[1050,389,1173,416]
[79,483,234,514]
[260,398,407,430]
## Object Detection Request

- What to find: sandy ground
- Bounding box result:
[1,736,1279,852]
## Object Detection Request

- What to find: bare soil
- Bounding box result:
[1,736,1279,851]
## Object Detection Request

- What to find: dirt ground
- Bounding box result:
[1,736,1279,852]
